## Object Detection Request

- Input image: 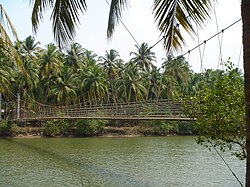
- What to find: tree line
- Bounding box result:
[0,35,244,120]
[1,35,235,107]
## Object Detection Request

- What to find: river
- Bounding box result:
[0,136,245,187]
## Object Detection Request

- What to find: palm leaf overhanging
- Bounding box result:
[107,0,129,38]
[153,0,212,53]
[106,0,212,53]
[30,0,87,49]
[0,4,22,69]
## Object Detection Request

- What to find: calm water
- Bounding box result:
[0,136,245,187]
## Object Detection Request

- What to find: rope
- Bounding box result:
[212,145,243,187]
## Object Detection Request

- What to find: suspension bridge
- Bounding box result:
[4,99,194,122]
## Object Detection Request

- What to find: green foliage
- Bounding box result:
[155,121,196,135]
[177,122,197,135]
[156,121,178,134]
[0,121,20,136]
[75,120,105,136]
[184,61,245,159]
[59,120,75,135]
[43,121,61,136]
[19,126,42,136]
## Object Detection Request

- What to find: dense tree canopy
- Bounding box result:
[184,61,245,159]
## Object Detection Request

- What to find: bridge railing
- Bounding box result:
[7,99,188,121]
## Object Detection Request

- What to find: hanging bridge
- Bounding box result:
[5,99,195,121]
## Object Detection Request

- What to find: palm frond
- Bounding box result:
[0,5,22,69]
[30,0,53,33]
[0,4,18,40]
[30,0,87,49]
[107,0,129,38]
[153,0,212,53]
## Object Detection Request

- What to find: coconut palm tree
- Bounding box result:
[0,48,13,93]
[49,68,78,104]
[117,63,147,102]
[144,66,161,101]
[160,72,179,99]
[39,43,63,78]
[0,4,22,69]
[65,42,84,71]
[79,64,108,105]
[17,35,40,62]
[13,36,40,100]
[83,49,98,67]
[130,42,156,73]
[38,43,63,103]
[99,49,121,103]
[162,55,191,96]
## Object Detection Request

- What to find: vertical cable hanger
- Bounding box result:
[187,50,191,62]
[237,43,243,67]
[196,25,205,73]
[218,31,224,70]
[213,0,224,69]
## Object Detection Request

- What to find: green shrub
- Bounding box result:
[0,121,20,136]
[59,120,75,135]
[20,126,43,136]
[43,121,61,136]
[177,122,197,135]
[157,121,178,134]
[75,120,105,136]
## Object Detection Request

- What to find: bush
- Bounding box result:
[59,120,75,135]
[0,121,20,136]
[75,120,105,136]
[43,121,61,136]
[156,121,178,135]
[19,126,43,136]
[177,122,197,135]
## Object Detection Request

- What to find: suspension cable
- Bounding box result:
[212,144,243,187]
[180,18,241,59]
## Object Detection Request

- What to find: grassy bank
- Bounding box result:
[0,120,197,137]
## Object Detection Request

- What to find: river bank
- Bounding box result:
[13,126,178,138]
[0,119,196,138]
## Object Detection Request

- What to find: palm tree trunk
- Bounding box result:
[17,87,20,119]
[111,79,116,103]
[0,93,2,120]
[242,0,250,186]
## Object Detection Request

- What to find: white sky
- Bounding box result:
[1,0,242,72]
